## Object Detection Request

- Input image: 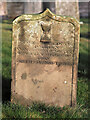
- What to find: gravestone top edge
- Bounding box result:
[13,8,80,27]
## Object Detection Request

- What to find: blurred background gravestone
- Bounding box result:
[7,2,24,18]
[24,1,42,14]
[0,1,89,20]
[55,0,79,20]
[0,1,7,19]
[0,1,7,16]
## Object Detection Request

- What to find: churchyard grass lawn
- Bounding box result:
[1,18,89,119]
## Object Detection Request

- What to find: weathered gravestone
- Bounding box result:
[11,9,80,107]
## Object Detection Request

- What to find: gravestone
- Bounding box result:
[0,1,7,16]
[7,2,24,18]
[11,9,80,107]
[55,0,79,21]
[24,1,42,14]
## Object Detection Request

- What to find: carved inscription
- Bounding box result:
[17,20,74,65]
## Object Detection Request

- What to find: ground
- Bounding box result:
[1,18,89,118]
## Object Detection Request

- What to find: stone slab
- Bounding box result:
[55,0,80,21]
[0,2,7,16]
[11,9,80,107]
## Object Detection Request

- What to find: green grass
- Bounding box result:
[1,18,89,119]
[2,102,88,119]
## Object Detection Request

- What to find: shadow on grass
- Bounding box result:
[80,33,88,39]
[78,52,88,78]
[2,76,11,102]
[4,28,12,31]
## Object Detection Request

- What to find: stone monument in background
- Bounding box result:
[7,2,24,18]
[0,1,7,16]
[55,0,79,20]
[24,0,42,14]
[11,9,80,107]
[3,0,79,21]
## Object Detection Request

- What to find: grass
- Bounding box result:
[2,102,88,119]
[1,18,89,119]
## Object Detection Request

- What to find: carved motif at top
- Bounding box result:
[40,23,51,43]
